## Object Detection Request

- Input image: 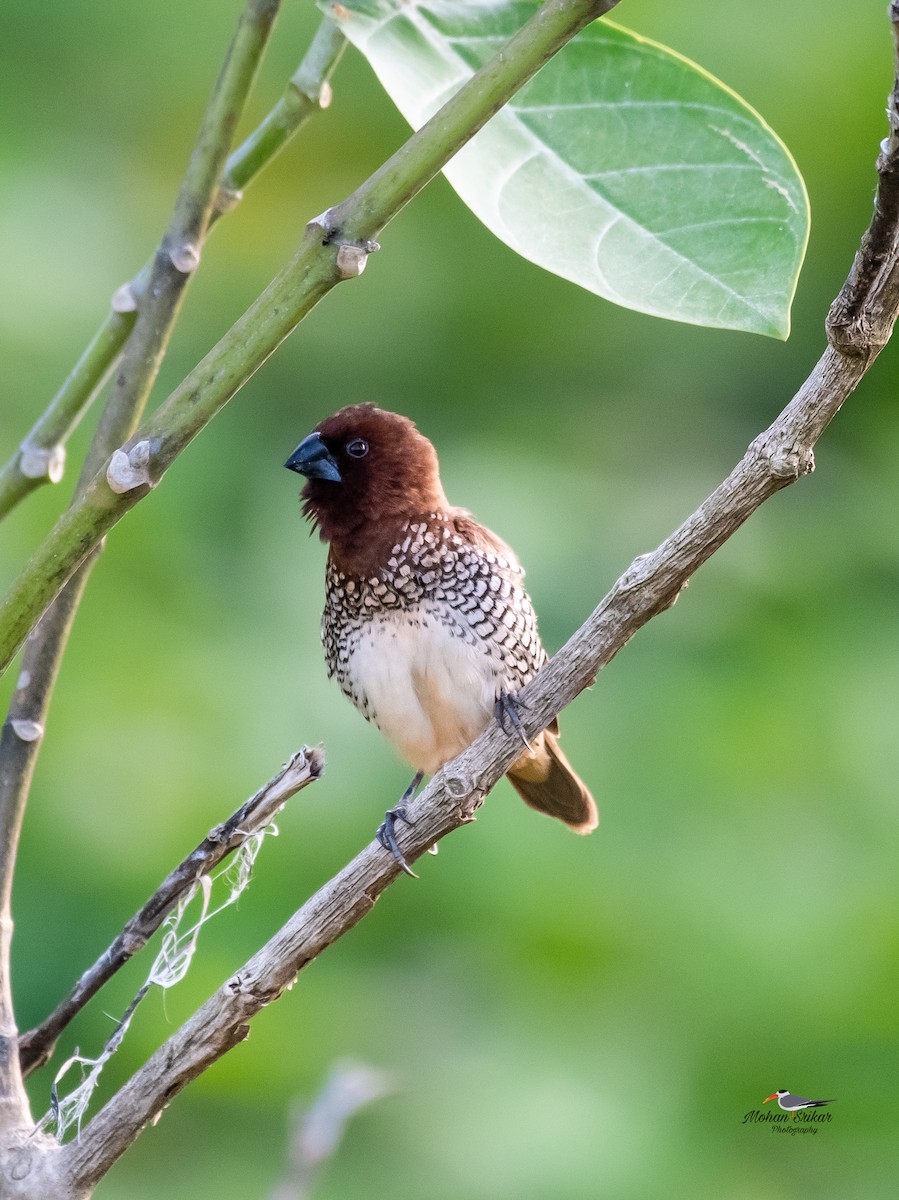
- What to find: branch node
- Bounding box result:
[825,305,888,357]
[767,444,815,479]
[444,775,469,800]
[10,719,44,743]
[227,973,250,996]
[292,76,333,109]
[120,928,149,956]
[307,207,338,241]
[169,242,201,274]
[306,209,379,276]
[443,773,483,822]
[110,280,139,313]
[618,552,655,592]
[19,440,65,483]
[335,244,366,279]
[106,440,153,494]
[214,184,244,216]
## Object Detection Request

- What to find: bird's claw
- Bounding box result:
[495,691,532,751]
[376,806,418,878]
[376,770,425,878]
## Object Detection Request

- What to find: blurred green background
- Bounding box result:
[1,1,897,1196]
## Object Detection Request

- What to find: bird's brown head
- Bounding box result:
[285,404,448,571]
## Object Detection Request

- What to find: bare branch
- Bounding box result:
[269,1061,393,1200]
[18,745,324,1078]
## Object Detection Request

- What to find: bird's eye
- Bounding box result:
[346,438,369,459]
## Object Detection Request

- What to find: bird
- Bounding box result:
[284,404,597,874]
[763,1090,836,1118]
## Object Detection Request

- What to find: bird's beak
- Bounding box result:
[763,1094,777,1103]
[284,432,341,482]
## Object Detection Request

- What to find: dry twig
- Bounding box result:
[19,746,324,1077]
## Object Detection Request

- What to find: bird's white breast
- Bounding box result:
[344,602,498,775]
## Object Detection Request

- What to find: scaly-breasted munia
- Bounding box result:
[285,405,597,873]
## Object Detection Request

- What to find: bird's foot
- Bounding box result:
[495,691,532,752]
[376,771,424,878]
[377,807,417,878]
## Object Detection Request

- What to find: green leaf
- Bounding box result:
[322,1,809,338]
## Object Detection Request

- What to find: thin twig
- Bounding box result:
[0,315,133,519]
[18,745,324,1078]
[222,15,347,198]
[105,0,283,442]
[269,1061,393,1200]
[0,561,99,1140]
[0,0,622,678]
[0,12,346,521]
[56,27,899,1186]
[0,0,283,1136]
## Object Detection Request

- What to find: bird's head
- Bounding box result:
[763,1090,788,1102]
[285,404,448,560]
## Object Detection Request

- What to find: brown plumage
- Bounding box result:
[286,404,597,840]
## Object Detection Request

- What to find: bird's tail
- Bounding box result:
[506,727,598,834]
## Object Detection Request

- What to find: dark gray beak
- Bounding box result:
[284,432,341,482]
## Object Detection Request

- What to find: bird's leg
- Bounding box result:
[495,691,532,752]
[376,770,424,878]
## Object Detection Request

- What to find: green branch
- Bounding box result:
[0,0,620,678]
[0,13,347,522]
[105,0,284,446]
[0,0,284,1129]
[221,14,347,196]
[0,311,135,520]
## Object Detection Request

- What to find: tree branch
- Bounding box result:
[0,316,130,519]
[268,1061,393,1200]
[18,745,324,1078]
[0,0,621,678]
[6,5,898,1195]
[103,0,284,443]
[54,21,899,1188]
[221,15,347,198]
[0,11,346,521]
[0,0,283,1142]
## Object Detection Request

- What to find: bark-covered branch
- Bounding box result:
[0,0,621,678]
[18,746,324,1078]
